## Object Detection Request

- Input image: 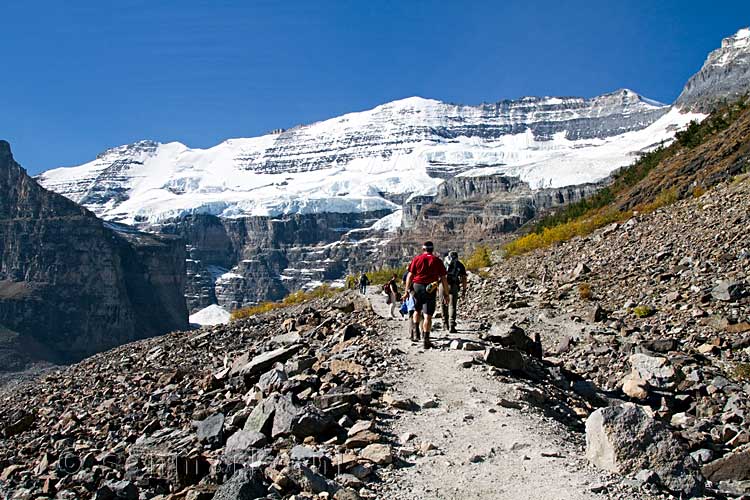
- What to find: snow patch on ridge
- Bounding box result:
[189,304,230,326]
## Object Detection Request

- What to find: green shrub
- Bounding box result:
[732,363,750,382]
[633,305,656,318]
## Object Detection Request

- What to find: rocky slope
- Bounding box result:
[676,27,750,112]
[465,173,750,497]
[0,141,188,372]
[0,287,663,500]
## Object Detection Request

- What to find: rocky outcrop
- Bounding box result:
[160,210,392,311]
[676,27,750,112]
[400,174,600,252]
[0,141,188,370]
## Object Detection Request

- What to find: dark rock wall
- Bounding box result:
[0,141,188,369]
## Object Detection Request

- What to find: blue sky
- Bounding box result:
[2,1,749,174]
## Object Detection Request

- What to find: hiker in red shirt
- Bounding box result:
[402,241,450,349]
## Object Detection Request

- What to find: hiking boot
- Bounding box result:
[422,332,431,349]
[449,326,457,334]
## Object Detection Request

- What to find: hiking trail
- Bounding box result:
[365,289,632,500]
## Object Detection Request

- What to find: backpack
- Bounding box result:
[383,282,391,294]
[447,261,463,286]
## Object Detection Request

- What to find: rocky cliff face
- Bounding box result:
[0,141,188,371]
[399,174,600,250]
[676,27,750,112]
[159,210,391,312]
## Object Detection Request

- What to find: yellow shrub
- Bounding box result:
[230,284,339,321]
[465,245,493,271]
[579,283,592,300]
[503,209,627,257]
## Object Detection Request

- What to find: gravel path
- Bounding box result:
[365,290,639,500]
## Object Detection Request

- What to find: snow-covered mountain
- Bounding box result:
[676,27,750,112]
[37,89,700,226]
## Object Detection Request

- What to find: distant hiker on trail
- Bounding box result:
[442,250,468,333]
[359,273,370,294]
[384,274,400,319]
[403,241,450,349]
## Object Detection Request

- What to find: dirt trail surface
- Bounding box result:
[365,290,641,500]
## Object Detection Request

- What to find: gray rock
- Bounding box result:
[102,480,138,500]
[225,430,268,455]
[484,324,538,356]
[483,348,526,371]
[243,394,280,435]
[213,467,267,500]
[712,280,745,302]
[702,443,750,482]
[286,463,338,494]
[234,345,301,378]
[257,368,288,395]
[629,353,680,389]
[195,413,224,446]
[585,403,703,496]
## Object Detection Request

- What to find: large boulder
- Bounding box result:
[702,443,750,482]
[483,347,526,371]
[585,403,703,496]
[213,467,266,500]
[195,413,224,446]
[484,324,541,357]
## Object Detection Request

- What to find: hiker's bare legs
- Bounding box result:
[422,314,432,334]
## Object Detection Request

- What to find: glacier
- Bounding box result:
[37,89,702,226]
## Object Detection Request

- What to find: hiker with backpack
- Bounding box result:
[402,241,450,349]
[442,250,468,333]
[384,274,400,319]
[358,273,370,294]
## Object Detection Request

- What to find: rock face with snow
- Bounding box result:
[37,90,681,226]
[676,27,750,112]
[35,91,700,306]
[38,28,750,306]
[0,141,188,371]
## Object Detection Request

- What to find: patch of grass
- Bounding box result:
[692,185,706,198]
[230,283,339,321]
[732,363,750,382]
[636,188,679,213]
[465,245,493,271]
[579,283,593,300]
[633,305,656,318]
